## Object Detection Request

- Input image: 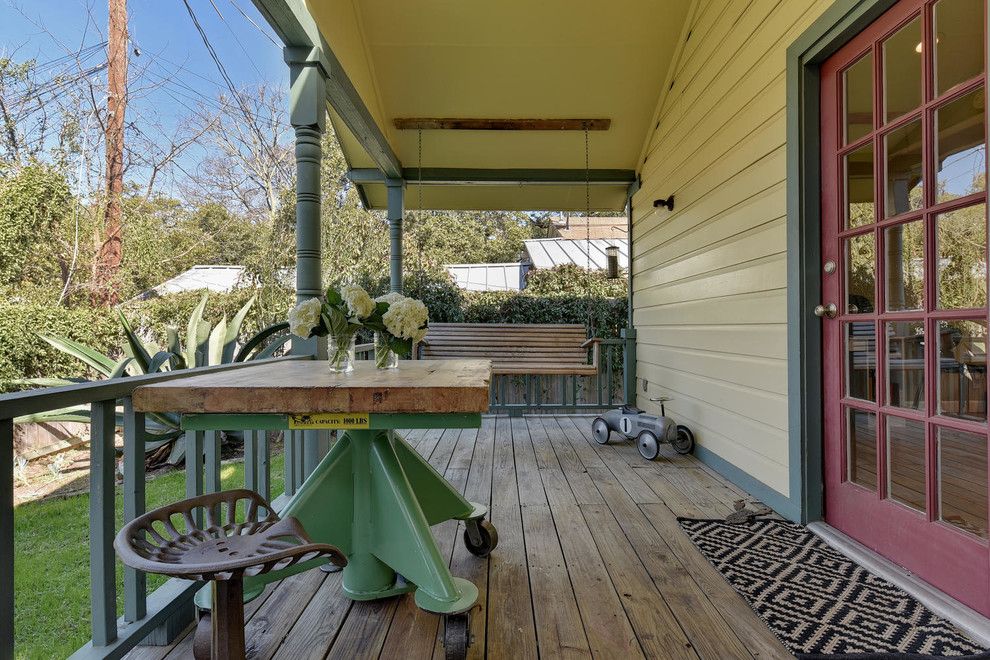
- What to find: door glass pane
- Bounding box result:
[938,320,988,422]
[934,0,986,96]
[887,416,927,512]
[847,322,877,402]
[885,119,924,217]
[847,233,876,314]
[845,53,874,144]
[937,426,989,539]
[936,87,987,203]
[885,220,924,311]
[848,408,878,490]
[936,204,988,309]
[846,143,876,228]
[887,320,926,411]
[883,16,923,123]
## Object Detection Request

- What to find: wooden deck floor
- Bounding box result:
[128,415,790,660]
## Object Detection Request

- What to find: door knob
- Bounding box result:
[814,303,837,319]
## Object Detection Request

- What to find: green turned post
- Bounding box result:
[288,48,330,475]
[386,178,404,293]
[624,182,639,406]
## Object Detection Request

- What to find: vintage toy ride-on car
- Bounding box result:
[592,397,694,460]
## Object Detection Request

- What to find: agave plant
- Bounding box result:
[14,294,290,466]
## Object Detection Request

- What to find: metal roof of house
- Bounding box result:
[132,265,249,301]
[551,216,628,240]
[444,263,528,292]
[523,238,628,270]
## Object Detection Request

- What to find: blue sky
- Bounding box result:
[0,0,286,194]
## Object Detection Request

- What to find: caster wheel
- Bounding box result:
[192,610,211,660]
[443,612,471,660]
[591,417,611,445]
[673,425,695,455]
[464,519,498,557]
[637,430,660,460]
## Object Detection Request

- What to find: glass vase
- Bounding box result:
[374,332,399,370]
[328,334,356,373]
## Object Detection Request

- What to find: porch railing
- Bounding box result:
[488,338,625,415]
[0,355,312,660]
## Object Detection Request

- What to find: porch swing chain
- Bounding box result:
[584,125,596,338]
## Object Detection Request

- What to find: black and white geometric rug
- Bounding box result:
[678,518,989,659]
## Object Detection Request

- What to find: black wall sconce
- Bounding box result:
[653,195,675,212]
[606,245,620,279]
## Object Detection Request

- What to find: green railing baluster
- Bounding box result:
[607,345,614,405]
[204,431,221,493]
[245,430,258,493]
[293,432,305,491]
[284,431,296,497]
[89,400,118,647]
[122,398,146,623]
[185,431,204,527]
[1,417,13,660]
[258,431,271,502]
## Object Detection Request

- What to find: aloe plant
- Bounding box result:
[14,294,291,466]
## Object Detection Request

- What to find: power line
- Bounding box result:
[226,0,280,47]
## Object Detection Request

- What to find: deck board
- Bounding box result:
[126,415,787,660]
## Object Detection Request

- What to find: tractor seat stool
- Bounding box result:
[114,489,346,660]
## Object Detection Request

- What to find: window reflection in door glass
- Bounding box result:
[845,53,874,144]
[936,204,987,309]
[883,16,923,123]
[846,143,876,228]
[938,426,989,539]
[936,88,986,203]
[938,320,988,422]
[885,120,924,217]
[847,408,878,490]
[885,220,924,311]
[935,0,986,96]
[846,233,876,314]
[846,322,877,402]
[887,320,926,411]
[887,416,927,512]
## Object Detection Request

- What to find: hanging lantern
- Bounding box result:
[606,245,620,280]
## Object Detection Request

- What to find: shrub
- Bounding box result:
[0,297,119,390]
[462,291,627,339]
[525,263,627,297]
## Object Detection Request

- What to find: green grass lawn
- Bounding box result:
[14,454,286,660]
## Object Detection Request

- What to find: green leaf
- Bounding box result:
[38,334,116,377]
[207,317,226,366]
[223,295,255,363]
[166,327,186,369]
[146,352,173,374]
[116,308,153,373]
[109,357,134,379]
[185,293,209,368]
[234,322,289,362]
[15,405,92,424]
[3,377,82,388]
[328,307,348,337]
[325,288,342,305]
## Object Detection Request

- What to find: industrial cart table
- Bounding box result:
[132,359,496,634]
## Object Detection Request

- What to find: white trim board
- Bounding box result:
[808,522,990,647]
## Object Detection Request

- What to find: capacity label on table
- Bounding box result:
[288,412,370,429]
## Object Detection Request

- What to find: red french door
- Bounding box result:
[821,0,990,615]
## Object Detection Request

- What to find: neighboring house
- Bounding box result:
[549,215,628,240]
[132,265,250,301]
[444,263,527,292]
[523,238,628,271]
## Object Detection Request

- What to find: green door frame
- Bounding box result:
[786,0,903,523]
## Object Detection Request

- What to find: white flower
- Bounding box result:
[340,284,375,319]
[288,297,322,338]
[382,297,429,341]
[375,292,405,305]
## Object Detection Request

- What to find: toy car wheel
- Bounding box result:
[637,430,660,460]
[443,613,470,660]
[592,417,611,445]
[673,425,695,455]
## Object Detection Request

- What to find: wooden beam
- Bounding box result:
[347,168,636,186]
[392,118,611,131]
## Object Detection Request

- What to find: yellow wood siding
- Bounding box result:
[632,0,835,497]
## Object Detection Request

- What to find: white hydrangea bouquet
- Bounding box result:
[288,284,428,372]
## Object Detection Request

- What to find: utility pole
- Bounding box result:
[95,0,127,305]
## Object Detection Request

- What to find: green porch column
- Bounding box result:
[623,183,638,406]
[288,48,330,471]
[386,178,404,293]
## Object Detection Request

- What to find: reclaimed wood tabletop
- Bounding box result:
[131,359,492,415]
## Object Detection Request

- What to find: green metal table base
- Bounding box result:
[215,428,487,615]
